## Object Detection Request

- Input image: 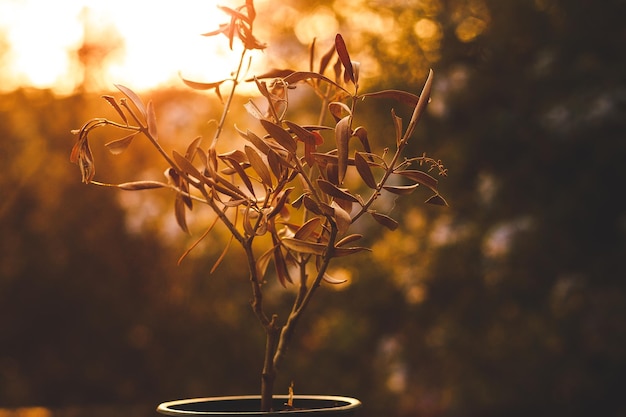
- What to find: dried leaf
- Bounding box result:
[404,68,434,140]
[319,40,336,74]
[331,200,352,234]
[328,101,351,122]
[335,34,354,84]
[316,179,358,203]
[185,136,203,160]
[335,116,351,184]
[391,109,403,147]
[175,194,189,234]
[172,150,204,183]
[395,170,439,191]
[322,273,348,285]
[370,211,399,231]
[425,194,449,206]
[146,101,158,140]
[294,217,322,240]
[117,180,166,190]
[221,153,255,197]
[282,238,326,255]
[243,100,265,120]
[105,132,138,155]
[240,127,271,155]
[250,68,296,80]
[101,95,128,124]
[282,71,346,93]
[352,127,373,158]
[333,246,371,257]
[354,152,377,189]
[181,77,225,91]
[383,183,420,195]
[360,90,420,106]
[115,84,146,119]
[244,145,273,188]
[272,233,292,287]
[336,234,363,247]
[260,119,297,153]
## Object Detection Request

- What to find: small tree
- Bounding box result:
[71,0,447,411]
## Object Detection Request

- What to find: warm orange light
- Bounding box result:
[0,0,262,94]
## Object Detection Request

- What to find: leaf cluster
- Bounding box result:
[70,2,447,410]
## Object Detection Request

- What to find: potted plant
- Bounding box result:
[70,0,448,414]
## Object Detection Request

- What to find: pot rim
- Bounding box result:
[157,395,362,416]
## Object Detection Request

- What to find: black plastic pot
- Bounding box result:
[156,395,362,416]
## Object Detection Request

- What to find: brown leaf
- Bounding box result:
[172,150,204,183]
[331,200,352,234]
[317,179,358,203]
[333,246,371,257]
[404,68,434,140]
[370,211,399,231]
[249,68,296,80]
[146,101,158,140]
[425,194,449,206]
[282,238,326,255]
[354,152,377,189]
[322,273,348,285]
[175,194,189,233]
[272,233,293,287]
[383,183,420,195]
[105,132,138,155]
[245,145,273,188]
[181,77,225,91]
[115,84,146,119]
[336,234,363,247]
[101,95,128,124]
[352,127,373,158]
[319,40,336,74]
[360,90,420,106]
[220,153,255,197]
[185,136,203,160]
[391,109,403,147]
[335,116,351,184]
[260,119,297,153]
[328,101,351,122]
[335,34,354,84]
[282,71,346,93]
[395,170,439,191]
[117,180,166,190]
[294,217,322,240]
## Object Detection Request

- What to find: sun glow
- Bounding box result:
[0,0,261,95]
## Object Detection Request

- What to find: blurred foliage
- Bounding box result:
[1,0,626,416]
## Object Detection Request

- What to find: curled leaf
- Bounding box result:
[383,183,420,195]
[322,273,347,285]
[395,170,439,191]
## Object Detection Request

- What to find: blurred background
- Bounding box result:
[1,0,625,416]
